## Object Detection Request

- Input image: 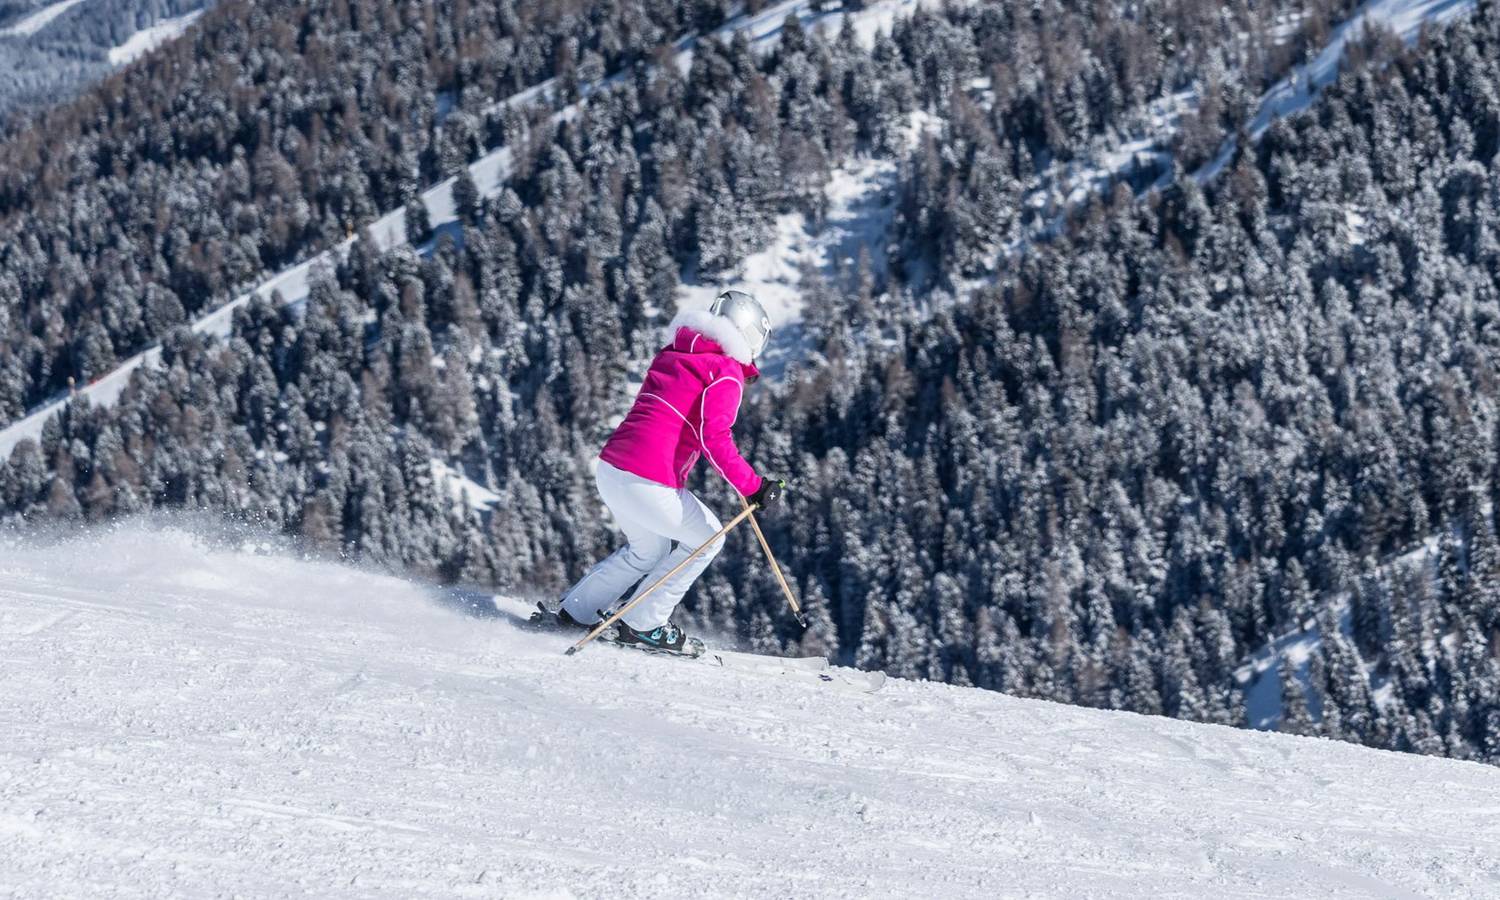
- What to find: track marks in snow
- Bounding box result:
[0,608,75,637]
[221,799,428,836]
[4,526,1500,897]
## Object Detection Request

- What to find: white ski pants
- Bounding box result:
[561,460,725,630]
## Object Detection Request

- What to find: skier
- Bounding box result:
[543,291,786,654]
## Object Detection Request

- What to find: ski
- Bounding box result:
[706,648,829,674]
[486,595,885,692]
[707,653,886,694]
[601,630,707,659]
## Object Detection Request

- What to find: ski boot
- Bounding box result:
[610,620,706,658]
[525,602,595,633]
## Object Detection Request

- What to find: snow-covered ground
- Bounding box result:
[0,0,86,37]
[107,8,202,65]
[3,524,1499,897]
[430,459,500,513]
[677,157,898,329]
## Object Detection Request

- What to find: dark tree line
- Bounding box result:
[0,0,739,420]
[735,4,1500,760]
[0,0,1337,422]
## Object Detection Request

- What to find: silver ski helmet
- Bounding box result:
[709,290,772,360]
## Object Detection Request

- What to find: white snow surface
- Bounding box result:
[678,157,897,329]
[430,459,500,513]
[106,9,202,65]
[4,524,1500,897]
[0,0,85,37]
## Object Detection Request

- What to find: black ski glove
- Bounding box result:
[747,477,786,510]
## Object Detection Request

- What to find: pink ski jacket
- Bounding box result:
[599,309,764,497]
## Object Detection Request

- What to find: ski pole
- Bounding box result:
[565,506,758,656]
[739,495,808,628]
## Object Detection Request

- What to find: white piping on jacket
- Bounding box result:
[640,392,699,439]
[639,381,745,488]
[698,376,744,486]
[640,391,703,481]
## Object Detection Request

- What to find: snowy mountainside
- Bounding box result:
[0,0,209,123]
[1196,0,1479,179]
[1236,537,1441,732]
[3,525,1499,897]
[1024,0,1480,245]
[0,0,936,460]
[0,0,1473,453]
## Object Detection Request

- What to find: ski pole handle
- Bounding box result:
[565,506,757,656]
[739,495,807,628]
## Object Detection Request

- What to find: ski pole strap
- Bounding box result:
[565,506,757,656]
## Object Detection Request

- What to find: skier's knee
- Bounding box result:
[623,544,668,572]
[700,532,726,560]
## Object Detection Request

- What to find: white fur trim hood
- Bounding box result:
[669,308,755,364]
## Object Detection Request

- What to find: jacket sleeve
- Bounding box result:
[699,373,763,497]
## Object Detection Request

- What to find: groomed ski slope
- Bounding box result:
[3,526,1499,898]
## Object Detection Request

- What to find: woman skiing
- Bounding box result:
[546,291,785,654]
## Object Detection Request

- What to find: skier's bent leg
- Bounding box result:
[561,461,680,623]
[619,491,723,631]
[561,537,670,624]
